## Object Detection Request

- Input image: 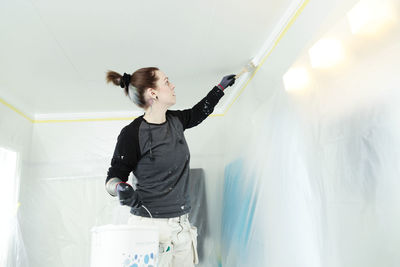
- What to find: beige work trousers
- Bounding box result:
[128,213,199,267]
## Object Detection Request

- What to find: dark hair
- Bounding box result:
[106,67,160,108]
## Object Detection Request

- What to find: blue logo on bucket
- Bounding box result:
[122,252,156,267]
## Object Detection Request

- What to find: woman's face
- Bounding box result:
[153,70,176,107]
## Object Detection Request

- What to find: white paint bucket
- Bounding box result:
[90,224,159,267]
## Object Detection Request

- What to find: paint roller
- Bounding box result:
[235,59,257,80]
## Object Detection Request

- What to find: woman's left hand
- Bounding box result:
[217,74,236,91]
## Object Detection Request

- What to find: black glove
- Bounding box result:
[116,182,141,208]
[217,74,236,91]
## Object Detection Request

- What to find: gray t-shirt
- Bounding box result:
[106,86,224,218]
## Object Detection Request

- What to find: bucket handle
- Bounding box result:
[141,205,153,219]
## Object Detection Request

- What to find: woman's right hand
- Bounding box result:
[116,182,141,208]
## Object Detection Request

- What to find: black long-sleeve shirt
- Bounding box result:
[106,86,224,218]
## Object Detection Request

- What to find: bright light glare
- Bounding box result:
[308,39,345,69]
[347,0,397,35]
[0,147,18,264]
[283,67,310,92]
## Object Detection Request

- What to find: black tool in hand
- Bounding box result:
[116,182,141,208]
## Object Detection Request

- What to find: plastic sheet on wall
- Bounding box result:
[219,22,400,267]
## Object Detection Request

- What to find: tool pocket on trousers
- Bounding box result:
[189,225,199,264]
[158,241,173,266]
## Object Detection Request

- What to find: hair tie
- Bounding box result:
[120,72,131,88]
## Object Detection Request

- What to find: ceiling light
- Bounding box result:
[347,0,397,35]
[283,67,310,92]
[308,38,345,69]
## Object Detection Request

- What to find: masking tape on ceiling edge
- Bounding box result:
[1,0,309,124]
[222,0,310,116]
[0,97,34,123]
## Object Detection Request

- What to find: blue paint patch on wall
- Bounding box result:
[221,157,258,264]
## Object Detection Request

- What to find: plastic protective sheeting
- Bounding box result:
[13,116,225,267]
[0,101,32,267]
[220,18,400,267]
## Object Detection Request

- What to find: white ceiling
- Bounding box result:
[0,0,297,118]
[1,0,363,121]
